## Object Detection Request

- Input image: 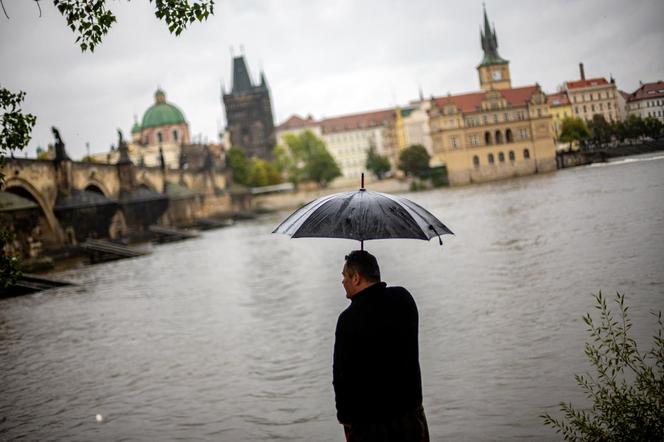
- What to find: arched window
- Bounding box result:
[498,152,505,162]
[495,130,503,144]
[488,153,495,164]
[524,148,531,159]
[505,128,513,143]
[157,132,163,143]
[172,130,179,142]
[484,131,492,145]
[509,150,515,161]
[473,155,480,168]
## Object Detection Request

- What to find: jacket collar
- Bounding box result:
[351,281,386,303]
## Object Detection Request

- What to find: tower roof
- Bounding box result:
[478,5,508,67]
[141,89,187,129]
[231,56,254,93]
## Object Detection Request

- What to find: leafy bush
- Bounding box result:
[542,292,664,441]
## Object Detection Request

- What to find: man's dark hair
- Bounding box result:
[344,250,381,282]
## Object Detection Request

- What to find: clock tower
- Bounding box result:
[477,5,511,91]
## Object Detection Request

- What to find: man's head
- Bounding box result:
[342,250,381,299]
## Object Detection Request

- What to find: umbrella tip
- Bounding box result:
[361,172,365,190]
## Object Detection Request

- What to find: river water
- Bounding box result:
[2,153,663,441]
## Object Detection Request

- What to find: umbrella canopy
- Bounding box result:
[273,184,453,249]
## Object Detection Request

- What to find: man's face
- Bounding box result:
[341,264,357,299]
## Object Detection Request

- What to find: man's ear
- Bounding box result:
[351,272,362,285]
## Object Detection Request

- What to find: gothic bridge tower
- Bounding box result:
[222,55,276,159]
[477,5,512,91]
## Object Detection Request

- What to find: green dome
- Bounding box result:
[141,89,186,129]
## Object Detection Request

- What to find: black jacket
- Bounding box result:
[333,282,423,424]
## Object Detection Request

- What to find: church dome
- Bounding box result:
[141,89,186,129]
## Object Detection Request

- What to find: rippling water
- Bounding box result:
[2,153,663,441]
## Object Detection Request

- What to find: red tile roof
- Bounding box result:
[432,85,539,113]
[320,109,396,134]
[627,80,664,102]
[275,114,318,131]
[547,91,570,107]
[565,77,609,89]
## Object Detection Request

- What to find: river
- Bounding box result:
[1,153,663,441]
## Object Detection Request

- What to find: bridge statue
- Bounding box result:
[117,129,132,165]
[51,127,70,161]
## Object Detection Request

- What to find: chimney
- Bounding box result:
[579,63,585,80]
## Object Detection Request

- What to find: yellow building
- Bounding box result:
[547,91,572,143]
[428,6,556,186]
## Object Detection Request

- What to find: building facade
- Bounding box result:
[428,7,556,186]
[275,109,397,182]
[547,91,572,142]
[222,55,276,159]
[565,64,620,122]
[625,80,664,123]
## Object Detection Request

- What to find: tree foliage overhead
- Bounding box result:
[53,0,215,52]
[365,145,391,180]
[0,88,36,183]
[542,291,664,441]
[275,131,341,187]
[398,144,430,178]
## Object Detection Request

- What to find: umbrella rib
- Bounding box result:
[272,192,345,234]
[378,192,453,238]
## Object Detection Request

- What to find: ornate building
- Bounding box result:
[625,80,664,123]
[222,55,276,159]
[428,6,556,185]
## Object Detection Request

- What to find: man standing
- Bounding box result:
[333,250,429,441]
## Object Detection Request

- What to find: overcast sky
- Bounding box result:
[1,0,662,159]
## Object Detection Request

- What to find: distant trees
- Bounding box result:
[398,144,430,178]
[274,131,341,188]
[559,114,663,149]
[365,145,391,180]
[226,147,282,188]
[559,117,590,146]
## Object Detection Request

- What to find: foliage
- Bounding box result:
[0,87,36,288]
[398,144,430,178]
[559,117,590,144]
[587,115,612,147]
[226,146,249,186]
[226,147,281,187]
[365,145,391,180]
[81,155,98,163]
[54,0,215,52]
[276,131,341,187]
[1,87,37,184]
[541,292,664,441]
[0,228,21,289]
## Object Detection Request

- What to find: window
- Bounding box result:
[599,103,603,111]
[591,104,595,112]
[473,155,480,168]
[484,131,492,145]
[504,112,509,122]
[583,105,587,113]
[495,130,503,144]
[519,128,530,139]
[523,148,530,159]
[157,132,163,143]
[450,136,459,148]
[509,150,515,161]
[172,130,179,141]
[469,134,479,146]
[608,102,612,109]
[506,128,513,143]
[498,152,505,162]
[488,153,495,164]
[493,114,498,124]
[483,115,488,125]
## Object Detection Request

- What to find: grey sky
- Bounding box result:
[1,0,662,159]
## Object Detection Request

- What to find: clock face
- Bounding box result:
[491,69,502,81]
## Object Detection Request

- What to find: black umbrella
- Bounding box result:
[273,174,453,250]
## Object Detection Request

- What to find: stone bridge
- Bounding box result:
[1,152,235,260]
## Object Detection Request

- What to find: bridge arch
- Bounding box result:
[3,177,64,242]
[83,179,111,197]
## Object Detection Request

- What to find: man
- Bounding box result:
[333,250,429,442]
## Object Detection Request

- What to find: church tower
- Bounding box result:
[477,5,511,91]
[222,55,276,159]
